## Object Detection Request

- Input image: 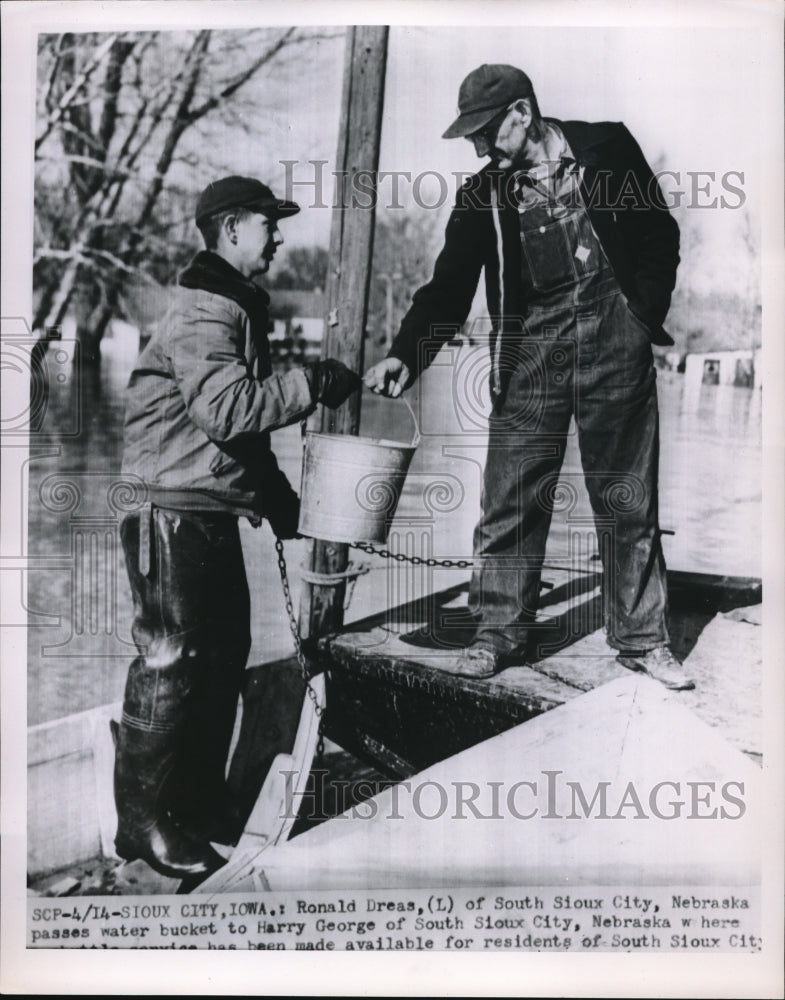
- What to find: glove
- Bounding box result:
[306,359,363,409]
[265,494,301,539]
[262,469,302,539]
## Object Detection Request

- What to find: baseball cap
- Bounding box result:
[442,64,534,139]
[195,175,300,226]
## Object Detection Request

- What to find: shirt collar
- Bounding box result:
[516,122,577,185]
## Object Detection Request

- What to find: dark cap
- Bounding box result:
[195,175,300,226]
[442,64,534,139]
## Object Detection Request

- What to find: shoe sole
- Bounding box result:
[432,651,528,679]
[433,662,499,679]
[616,655,695,691]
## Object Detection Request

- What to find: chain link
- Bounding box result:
[277,534,593,761]
[350,540,474,570]
[275,537,472,758]
[349,542,600,581]
[275,538,325,724]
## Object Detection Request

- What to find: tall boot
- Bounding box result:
[113,655,226,879]
[165,682,245,847]
[164,520,252,847]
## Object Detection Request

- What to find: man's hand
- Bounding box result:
[363,357,412,398]
[306,359,363,409]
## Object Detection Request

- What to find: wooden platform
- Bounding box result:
[202,675,762,892]
[28,568,761,895]
[319,568,762,776]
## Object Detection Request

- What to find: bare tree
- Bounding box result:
[34,27,341,362]
[269,246,329,290]
[368,208,442,349]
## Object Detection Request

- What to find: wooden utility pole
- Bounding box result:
[299,26,389,641]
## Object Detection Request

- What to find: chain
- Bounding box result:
[277,532,601,757]
[350,540,474,570]
[350,542,607,581]
[274,538,325,758]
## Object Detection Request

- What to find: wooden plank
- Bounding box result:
[90,704,121,860]
[194,674,325,895]
[317,568,763,775]
[28,751,101,878]
[299,26,389,641]
[667,570,761,611]
[327,570,760,641]
[237,672,325,852]
[27,703,122,877]
[28,703,120,767]
[324,627,581,776]
[240,752,296,847]
[226,657,309,827]
[317,577,589,775]
[675,611,762,756]
[246,676,762,891]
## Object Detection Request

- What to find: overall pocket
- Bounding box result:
[625,303,655,344]
[621,302,655,380]
[520,210,576,293]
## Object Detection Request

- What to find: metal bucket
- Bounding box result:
[298,397,420,544]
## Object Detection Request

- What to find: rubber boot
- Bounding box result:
[165,575,251,847]
[165,689,245,847]
[113,657,226,880]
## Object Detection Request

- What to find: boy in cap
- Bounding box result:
[116,175,361,880]
[365,65,692,691]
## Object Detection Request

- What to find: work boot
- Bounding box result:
[113,656,226,880]
[164,649,247,847]
[167,770,245,847]
[617,645,695,691]
[114,721,227,878]
[434,644,505,679]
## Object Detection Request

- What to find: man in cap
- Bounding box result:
[365,65,692,691]
[116,175,361,880]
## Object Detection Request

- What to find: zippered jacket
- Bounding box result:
[122,251,315,518]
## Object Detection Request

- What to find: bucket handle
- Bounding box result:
[302,388,421,448]
[398,393,421,448]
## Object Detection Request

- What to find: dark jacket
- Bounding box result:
[389,120,680,379]
[122,251,315,519]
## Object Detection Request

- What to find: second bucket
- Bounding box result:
[298,395,421,545]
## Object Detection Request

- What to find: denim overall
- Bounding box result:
[469,150,669,658]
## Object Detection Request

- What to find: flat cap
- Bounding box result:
[195,175,300,225]
[443,64,534,139]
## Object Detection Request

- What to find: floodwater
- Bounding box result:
[25,324,761,725]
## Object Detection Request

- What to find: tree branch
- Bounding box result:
[36,151,133,179]
[39,34,67,115]
[133,31,211,229]
[55,119,107,155]
[97,38,136,157]
[34,244,146,277]
[185,26,296,123]
[35,33,120,153]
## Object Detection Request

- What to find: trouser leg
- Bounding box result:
[114,507,226,878]
[576,296,669,650]
[470,337,573,655]
[166,517,250,844]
